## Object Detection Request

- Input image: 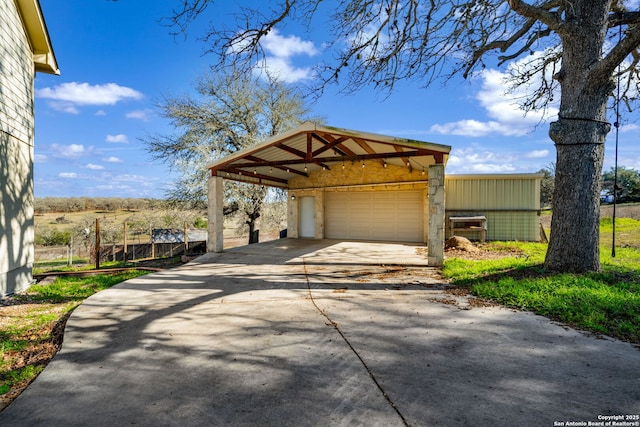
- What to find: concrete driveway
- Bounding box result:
[1,239,638,426]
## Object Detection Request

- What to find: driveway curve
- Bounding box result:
[1,239,638,426]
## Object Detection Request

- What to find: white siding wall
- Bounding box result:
[0,0,36,295]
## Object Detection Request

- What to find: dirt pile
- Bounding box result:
[445,236,479,252]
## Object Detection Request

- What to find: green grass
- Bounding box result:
[599,217,640,250]
[443,241,640,343]
[22,270,146,302]
[33,258,90,272]
[33,259,133,275]
[1,270,149,403]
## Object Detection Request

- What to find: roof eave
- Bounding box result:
[206,121,451,171]
[17,0,60,75]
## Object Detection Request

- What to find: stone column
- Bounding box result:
[428,164,445,266]
[207,175,224,253]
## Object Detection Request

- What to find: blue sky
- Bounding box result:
[34,0,640,198]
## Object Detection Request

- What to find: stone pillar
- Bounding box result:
[428,164,445,266]
[207,175,224,253]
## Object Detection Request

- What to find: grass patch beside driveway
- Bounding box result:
[0,270,149,410]
[443,242,640,344]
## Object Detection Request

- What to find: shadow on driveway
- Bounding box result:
[1,239,638,426]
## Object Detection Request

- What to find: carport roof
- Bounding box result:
[207,122,451,189]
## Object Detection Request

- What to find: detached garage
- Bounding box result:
[207,122,450,265]
[206,122,543,266]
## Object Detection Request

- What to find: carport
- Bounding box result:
[206,122,451,265]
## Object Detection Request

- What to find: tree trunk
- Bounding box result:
[543,0,612,273]
[247,219,256,244]
[544,139,605,272]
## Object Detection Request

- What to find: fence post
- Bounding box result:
[123,222,128,262]
[95,218,101,270]
[67,235,73,266]
[184,222,189,254]
[150,226,155,259]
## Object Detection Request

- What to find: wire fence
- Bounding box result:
[34,218,208,266]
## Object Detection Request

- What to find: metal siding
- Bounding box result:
[446,177,538,210]
[445,176,541,241]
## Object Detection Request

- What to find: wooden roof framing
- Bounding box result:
[207,122,451,188]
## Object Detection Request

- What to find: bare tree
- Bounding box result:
[143,69,312,240]
[168,0,640,272]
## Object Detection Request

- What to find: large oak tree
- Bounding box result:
[169,0,640,272]
[144,70,311,239]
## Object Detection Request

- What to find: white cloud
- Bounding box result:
[47,102,80,114]
[621,123,640,133]
[126,109,153,121]
[104,156,123,163]
[431,52,559,138]
[445,146,547,174]
[525,149,550,158]
[250,29,318,83]
[34,154,47,163]
[112,174,154,183]
[50,143,87,159]
[36,82,143,106]
[430,119,527,137]
[59,172,78,178]
[85,163,105,170]
[467,163,517,173]
[95,110,107,116]
[106,134,128,143]
[262,29,318,58]
[258,57,316,83]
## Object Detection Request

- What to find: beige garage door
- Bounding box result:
[325,190,424,242]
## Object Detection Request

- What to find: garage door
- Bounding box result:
[325,190,423,242]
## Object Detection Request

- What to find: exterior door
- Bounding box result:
[299,196,315,238]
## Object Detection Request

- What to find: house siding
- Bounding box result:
[0,0,37,295]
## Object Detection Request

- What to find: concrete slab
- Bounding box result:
[223,238,431,266]
[1,240,638,426]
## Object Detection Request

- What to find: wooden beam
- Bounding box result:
[227,150,436,168]
[353,137,386,166]
[311,133,349,157]
[216,174,289,189]
[317,132,357,157]
[395,146,411,172]
[306,133,313,162]
[275,142,307,159]
[221,168,290,184]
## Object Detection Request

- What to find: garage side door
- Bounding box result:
[325,190,423,242]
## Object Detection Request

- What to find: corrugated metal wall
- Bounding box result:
[445,174,543,241]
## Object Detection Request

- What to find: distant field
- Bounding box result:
[34,202,286,262]
[600,202,640,220]
[540,203,640,249]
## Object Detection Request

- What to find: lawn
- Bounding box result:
[443,218,640,344]
[0,270,149,410]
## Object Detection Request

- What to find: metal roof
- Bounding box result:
[207,122,451,189]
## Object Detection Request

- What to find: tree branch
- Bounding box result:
[506,0,562,30]
[608,11,640,27]
[597,23,640,82]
